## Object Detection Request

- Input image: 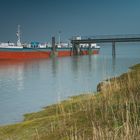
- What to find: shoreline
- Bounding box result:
[0,63,140,139]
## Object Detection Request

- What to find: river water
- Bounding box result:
[0,43,140,125]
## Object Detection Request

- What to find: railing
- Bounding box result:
[71,34,140,40]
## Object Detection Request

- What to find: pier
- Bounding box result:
[71,34,140,56]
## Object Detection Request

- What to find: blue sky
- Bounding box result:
[0,0,140,43]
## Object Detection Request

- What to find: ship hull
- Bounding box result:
[80,49,99,55]
[0,48,99,60]
[0,48,52,59]
[57,48,73,57]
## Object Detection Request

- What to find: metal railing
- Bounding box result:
[71,34,140,40]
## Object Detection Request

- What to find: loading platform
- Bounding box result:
[71,34,140,56]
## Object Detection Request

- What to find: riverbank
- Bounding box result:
[0,63,140,140]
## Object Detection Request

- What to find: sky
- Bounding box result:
[0,0,140,43]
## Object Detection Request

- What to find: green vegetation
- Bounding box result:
[0,64,140,140]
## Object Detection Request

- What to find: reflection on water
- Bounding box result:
[112,56,116,73]
[0,44,140,125]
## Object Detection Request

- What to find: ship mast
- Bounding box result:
[16,25,21,46]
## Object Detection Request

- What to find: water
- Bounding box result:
[0,43,140,125]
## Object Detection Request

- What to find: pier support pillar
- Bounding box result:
[112,42,116,57]
[72,43,77,55]
[88,43,92,55]
[73,43,80,55]
[52,36,56,52]
[51,36,58,57]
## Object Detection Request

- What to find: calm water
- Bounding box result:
[0,43,140,125]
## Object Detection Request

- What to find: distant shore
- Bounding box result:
[0,63,140,140]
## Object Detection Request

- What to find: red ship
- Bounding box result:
[0,26,100,60]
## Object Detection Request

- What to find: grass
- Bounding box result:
[0,64,140,140]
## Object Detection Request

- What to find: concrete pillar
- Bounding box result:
[52,36,56,52]
[73,43,79,55]
[88,43,92,55]
[72,43,76,55]
[112,42,116,57]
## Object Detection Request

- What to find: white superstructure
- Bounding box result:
[79,43,100,49]
[0,25,23,49]
[74,36,100,49]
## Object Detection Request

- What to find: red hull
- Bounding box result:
[58,51,73,57]
[0,49,99,60]
[93,50,99,54]
[80,50,99,55]
[0,51,51,59]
